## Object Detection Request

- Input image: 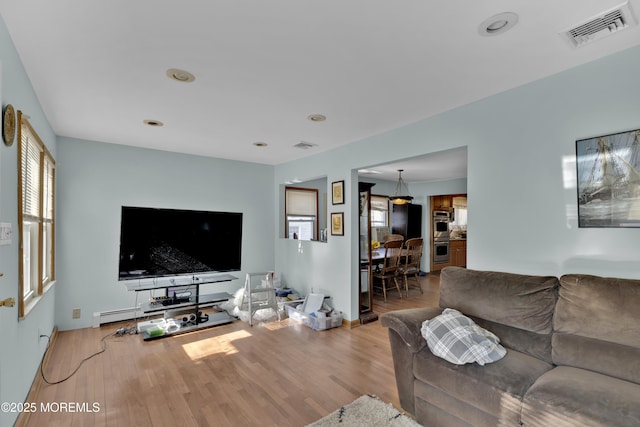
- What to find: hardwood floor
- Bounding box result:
[18,273,440,427]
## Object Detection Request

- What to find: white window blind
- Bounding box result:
[371,196,389,211]
[371,195,389,227]
[286,189,317,216]
[285,187,318,240]
[452,197,467,209]
[18,113,56,318]
[21,129,42,220]
[43,157,54,221]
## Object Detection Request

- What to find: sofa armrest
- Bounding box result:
[380,307,443,353]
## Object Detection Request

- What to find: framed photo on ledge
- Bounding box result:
[331,212,344,236]
[576,128,640,228]
[332,180,344,205]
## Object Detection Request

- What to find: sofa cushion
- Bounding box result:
[413,346,554,425]
[553,333,640,386]
[414,382,501,427]
[473,317,554,364]
[440,267,559,334]
[421,308,506,366]
[554,274,640,383]
[556,274,640,347]
[439,267,559,362]
[522,366,640,427]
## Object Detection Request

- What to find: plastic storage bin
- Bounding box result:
[284,299,342,331]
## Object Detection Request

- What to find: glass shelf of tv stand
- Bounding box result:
[140,292,233,314]
[139,311,236,341]
[125,273,238,340]
[123,273,238,292]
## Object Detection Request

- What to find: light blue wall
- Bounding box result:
[0,16,58,427]
[55,137,275,330]
[275,45,640,321]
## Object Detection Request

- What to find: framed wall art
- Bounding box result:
[576,128,640,228]
[332,180,344,205]
[331,212,344,236]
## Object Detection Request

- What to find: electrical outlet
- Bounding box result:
[72,308,81,319]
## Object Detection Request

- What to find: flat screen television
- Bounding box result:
[118,206,243,281]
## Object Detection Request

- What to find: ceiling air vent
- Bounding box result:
[563,2,637,47]
[293,141,317,150]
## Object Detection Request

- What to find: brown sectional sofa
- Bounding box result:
[380,266,640,426]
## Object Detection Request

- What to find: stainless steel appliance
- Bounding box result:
[433,211,450,240]
[433,210,450,264]
[433,240,450,264]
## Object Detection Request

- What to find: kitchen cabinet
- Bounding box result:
[432,196,452,210]
[450,239,467,268]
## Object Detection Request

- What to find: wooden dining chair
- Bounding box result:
[373,234,403,273]
[400,237,424,297]
[383,233,404,243]
[373,239,403,302]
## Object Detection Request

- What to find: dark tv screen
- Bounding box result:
[118,206,242,281]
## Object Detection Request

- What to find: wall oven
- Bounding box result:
[433,240,450,264]
[433,210,450,264]
[433,211,450,240]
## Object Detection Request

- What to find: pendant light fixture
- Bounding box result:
[389,169,413,205]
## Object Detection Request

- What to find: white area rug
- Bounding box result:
[306,395,423,427]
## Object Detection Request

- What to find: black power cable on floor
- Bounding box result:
[39,325,135,385]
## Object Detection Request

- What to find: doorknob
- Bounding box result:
[1,298,15,307]
[0,272,14,307]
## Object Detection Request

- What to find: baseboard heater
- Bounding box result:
[92,306,144,328]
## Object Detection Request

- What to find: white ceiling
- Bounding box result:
[359,147,468,183]
[2,1,640,178]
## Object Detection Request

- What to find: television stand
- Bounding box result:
[125,274,238,340]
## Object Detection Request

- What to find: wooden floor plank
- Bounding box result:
[17,274,440,426]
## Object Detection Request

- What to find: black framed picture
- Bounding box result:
[332,180,344,205]
[331,212,344,236]
[576,128,640,228]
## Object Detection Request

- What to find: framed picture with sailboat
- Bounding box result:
[576,128,640,228]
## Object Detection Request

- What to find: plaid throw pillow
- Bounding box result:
[421,308,506,366]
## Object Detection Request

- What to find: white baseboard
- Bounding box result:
[92,306,143,327]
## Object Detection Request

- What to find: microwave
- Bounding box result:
[433,210,450,219]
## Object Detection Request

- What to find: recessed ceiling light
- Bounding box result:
[479,12,519,36]
[487,20,508,31]
[166,68,196,83]
[253,142,268,147]
[307,114,326,122]
[144,119,164,127]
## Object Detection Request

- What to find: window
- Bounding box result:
[285,187,318,240]
[451,196,467,236]
[18,112,55,317]
[370,195,389,228]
